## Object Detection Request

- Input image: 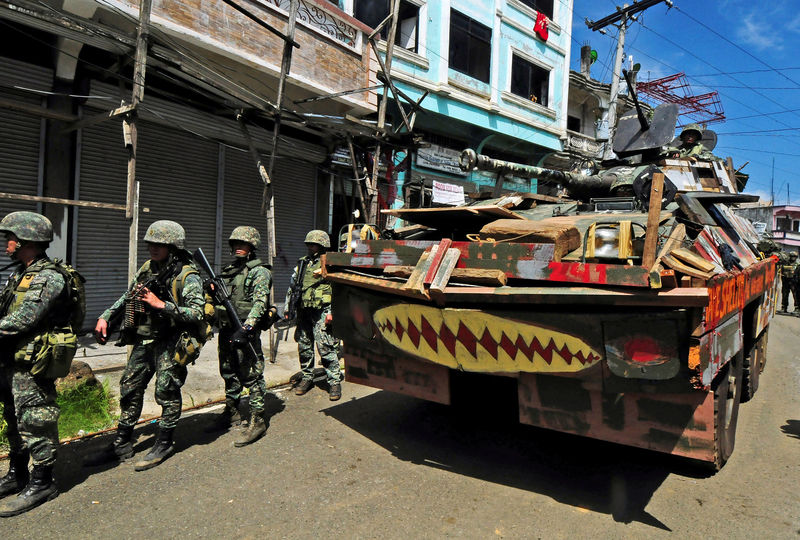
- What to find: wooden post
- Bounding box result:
[642,172,665,269]
[368,0,401,223]
[346,134,368,219]
[126,0,152,282]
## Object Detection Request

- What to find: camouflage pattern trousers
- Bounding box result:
[0,366,59,466]
[295,308,342,384]
[118,338,187,430]
[781,277,798,310]
[217,329,267,414]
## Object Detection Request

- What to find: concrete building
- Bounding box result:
[0,0,378,319]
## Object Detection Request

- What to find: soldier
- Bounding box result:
[206,226,273,446]
[780,251,799,313]
[664,124,716,161]
[286,230,342,401]
[0,212,77,516]
[89,220,205,471]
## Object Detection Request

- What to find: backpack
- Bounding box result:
[171,264,214,366]
[48,258,87,330]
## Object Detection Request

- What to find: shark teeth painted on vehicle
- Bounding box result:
[373,304,602,373]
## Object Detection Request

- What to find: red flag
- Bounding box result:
[534,12,549,41]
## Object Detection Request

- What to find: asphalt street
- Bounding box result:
[1,314,799,538]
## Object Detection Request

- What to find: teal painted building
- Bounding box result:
[342,0,573,208]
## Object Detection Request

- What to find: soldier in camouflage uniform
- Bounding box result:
[287,230,343,401]
[0,212,71,516]
[89,220,204,471]
[780,251,799,313]
[664,124,716,161]
[207,226,273,446]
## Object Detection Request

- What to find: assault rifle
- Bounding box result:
[278,257,309,328]
[193,247,262,361]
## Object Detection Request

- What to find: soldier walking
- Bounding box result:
[207,226,273,446]
[0,212,83,516]
[286,230,343,401]
[780,252,799,313]
[89,220,205,471]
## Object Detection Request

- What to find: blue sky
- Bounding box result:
[569,0,800,205]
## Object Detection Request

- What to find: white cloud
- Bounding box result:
[734,16,784,52]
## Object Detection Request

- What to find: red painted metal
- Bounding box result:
[637,72,725,125]
[423,238,452,284]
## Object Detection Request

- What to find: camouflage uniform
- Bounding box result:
[216,227,272,417]
[288,233,342,388]
[664,124,717,161]
[100,221,204,434]
[780,253,799,312]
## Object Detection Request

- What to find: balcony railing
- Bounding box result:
[263,0,361,50]
[565,130,603,159]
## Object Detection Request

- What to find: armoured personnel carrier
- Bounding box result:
[322,103,776,470]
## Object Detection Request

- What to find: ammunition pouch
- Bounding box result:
[173,330,203,366]
[15,327,77,379]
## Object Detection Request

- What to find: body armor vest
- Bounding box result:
[217,258,268,326]
[300,256,332,310]
[781,262,797,279]
[129,259,195,338]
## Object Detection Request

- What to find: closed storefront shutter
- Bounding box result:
[222,148,317,309]
[76,120,219,320]
[0,58,48,286]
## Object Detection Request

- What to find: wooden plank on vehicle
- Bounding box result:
[404,248,435,292]
[670,247,716,273]
[430,248,461,293]
[642,172,665,269]
[662,254,715,280]
[423,239,452,284]
[384,266,508,286]
[651,222,686,272]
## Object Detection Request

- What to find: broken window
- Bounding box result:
[510,54,549,107]
[567,115,581,132]
[449,10,491,83]
[518,0,554,19]
[354,0,419,53]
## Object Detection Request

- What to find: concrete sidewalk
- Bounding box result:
[78,327,302,419]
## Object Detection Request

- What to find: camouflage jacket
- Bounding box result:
[285,253,332,313]
[0,257,67,344]
[664,142,716,161]
[217,257,272,328]
[100,258,205,330]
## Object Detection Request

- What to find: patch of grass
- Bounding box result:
[0,380,117,452]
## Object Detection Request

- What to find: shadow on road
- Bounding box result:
[780,419,800,440]
[53,392,285,494]
[325,390,713,530]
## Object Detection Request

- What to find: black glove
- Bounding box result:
[231,325,254,346]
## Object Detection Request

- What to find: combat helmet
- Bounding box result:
[144,220,185,249]
[680,123,703,140]
[0,211,53,243]
[229,226,260,250]
[791,252,798,260]
[304,230,331,249]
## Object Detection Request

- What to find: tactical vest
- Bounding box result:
[217,258,270,326]
[132,259,197,338]
[2,258,77,377]
[781,262,797,279]
[300,256,332,310]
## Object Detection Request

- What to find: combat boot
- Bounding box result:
[0,465,58,517]
[0,451,29,498]
[329,383,342,401]
[295,378,313,396]
[84,425,135,466]
[134,428,175,471]
[234,414,267,447]
[204,400,242,432]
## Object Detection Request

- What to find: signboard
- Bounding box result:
[432,180,465,206]
[416,143,468,176]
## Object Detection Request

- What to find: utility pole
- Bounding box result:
[771,157,775,205]
[587,0,672,160]
[126,0,152,282]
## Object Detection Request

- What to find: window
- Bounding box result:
[567,115,581,132]
[510,54,549,107]
[449,10,491,83]
[777,217,792,231]
[518,0,554,19]
[354,0,419,52]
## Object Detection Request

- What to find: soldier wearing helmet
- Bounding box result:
[0,212,75,515]
[285,229,343,400]
[206,226,275,446]
[89,220,204,471]
[780,251,799,313]
[663,123,715,161]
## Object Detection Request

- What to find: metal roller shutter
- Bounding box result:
[76,119,219,320]
[222,148,317,308]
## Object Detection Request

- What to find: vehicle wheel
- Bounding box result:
[711,351,743,471]
[742,330,767,402]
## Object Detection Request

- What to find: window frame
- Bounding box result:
[509,52,551,108]
[448,9,492,84]
[516,0,554,19]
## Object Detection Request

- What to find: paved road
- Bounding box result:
[2,316,799,538]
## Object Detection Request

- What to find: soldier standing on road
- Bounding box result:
[206,226,273,446]
[286,230,343,401]
[780,252,799,313]
[89,220,205,471]
[0,212,77,516]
